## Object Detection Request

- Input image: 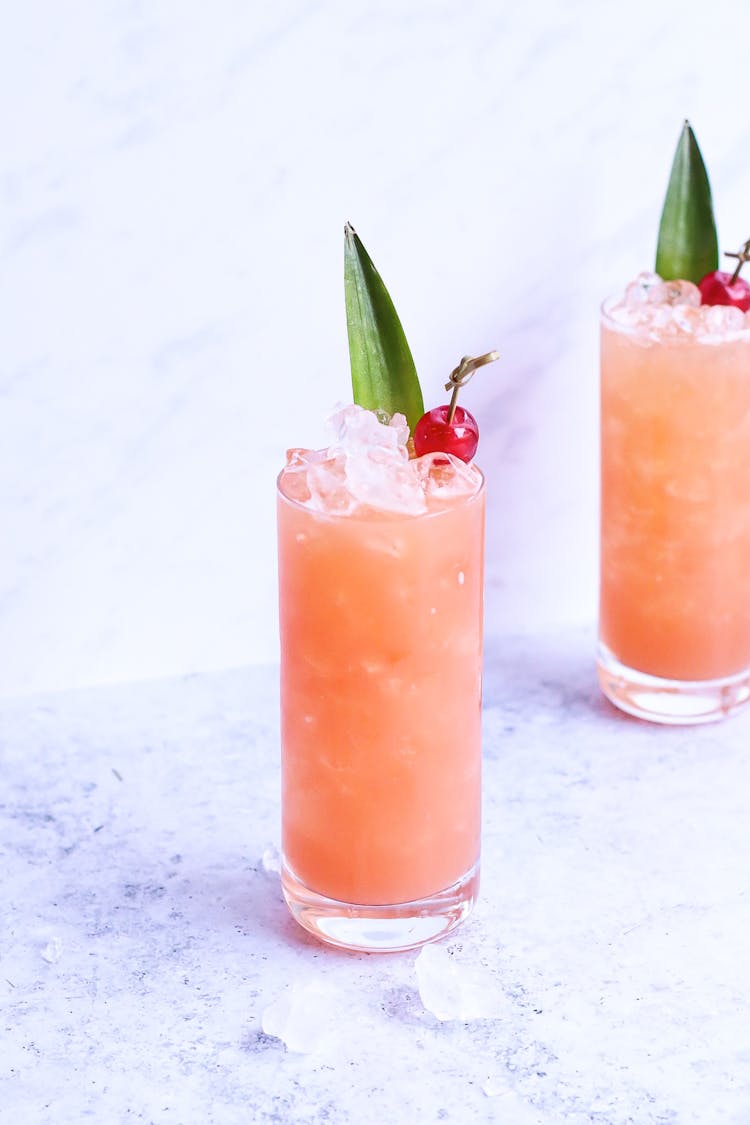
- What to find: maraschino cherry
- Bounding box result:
[413,351,499,463]
[698,238,750,311]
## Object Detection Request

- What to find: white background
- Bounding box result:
[3,0,750,698]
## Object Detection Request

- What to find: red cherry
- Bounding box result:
[698,270,750,312]
[413,404,479,463]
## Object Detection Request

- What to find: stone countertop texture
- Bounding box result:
[4,629,750,1124]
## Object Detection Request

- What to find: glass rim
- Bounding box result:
[276,458,485,523]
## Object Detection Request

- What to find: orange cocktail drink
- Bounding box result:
[598,276,750,722]
[277,405,484,951]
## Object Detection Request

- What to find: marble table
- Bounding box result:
[4,626,750,1124]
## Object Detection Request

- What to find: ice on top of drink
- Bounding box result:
[281,223,497,520]
[280,403,483,518]
[608,120,750,336]
[606,270,750,339]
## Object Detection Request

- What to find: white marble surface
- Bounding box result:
[4,1,750,696]
[4,627,750,1124]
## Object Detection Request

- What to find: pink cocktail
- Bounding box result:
[277,406,484,951]
[599,274,750,722]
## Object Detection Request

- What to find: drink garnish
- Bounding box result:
[413,351,499,463]
[655,120,718,284]
[344,222,424,433]
[698,238,750,311]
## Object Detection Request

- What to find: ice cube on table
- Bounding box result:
[260,844,281,877]
[481,1084,545,1122]
[41,936,63,964]
[261,979,339,1053]
[415,944,502,1021]
[482,1075,513,1097]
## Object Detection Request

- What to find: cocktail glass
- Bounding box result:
[598,288,750,723]
[277,445,485,952]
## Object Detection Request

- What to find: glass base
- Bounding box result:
[597,643,750,725]
[281,859,480,953]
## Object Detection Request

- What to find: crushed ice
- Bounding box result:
[282,404,481,517]
[415,944,503,1021]
[480,1084,545,1121]
[330,402,410,454]
[261,978,340,1053]
[482,1075,512,1098]
[41,936,63,964]
[608,271,750,339]
[260,844,281,877]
